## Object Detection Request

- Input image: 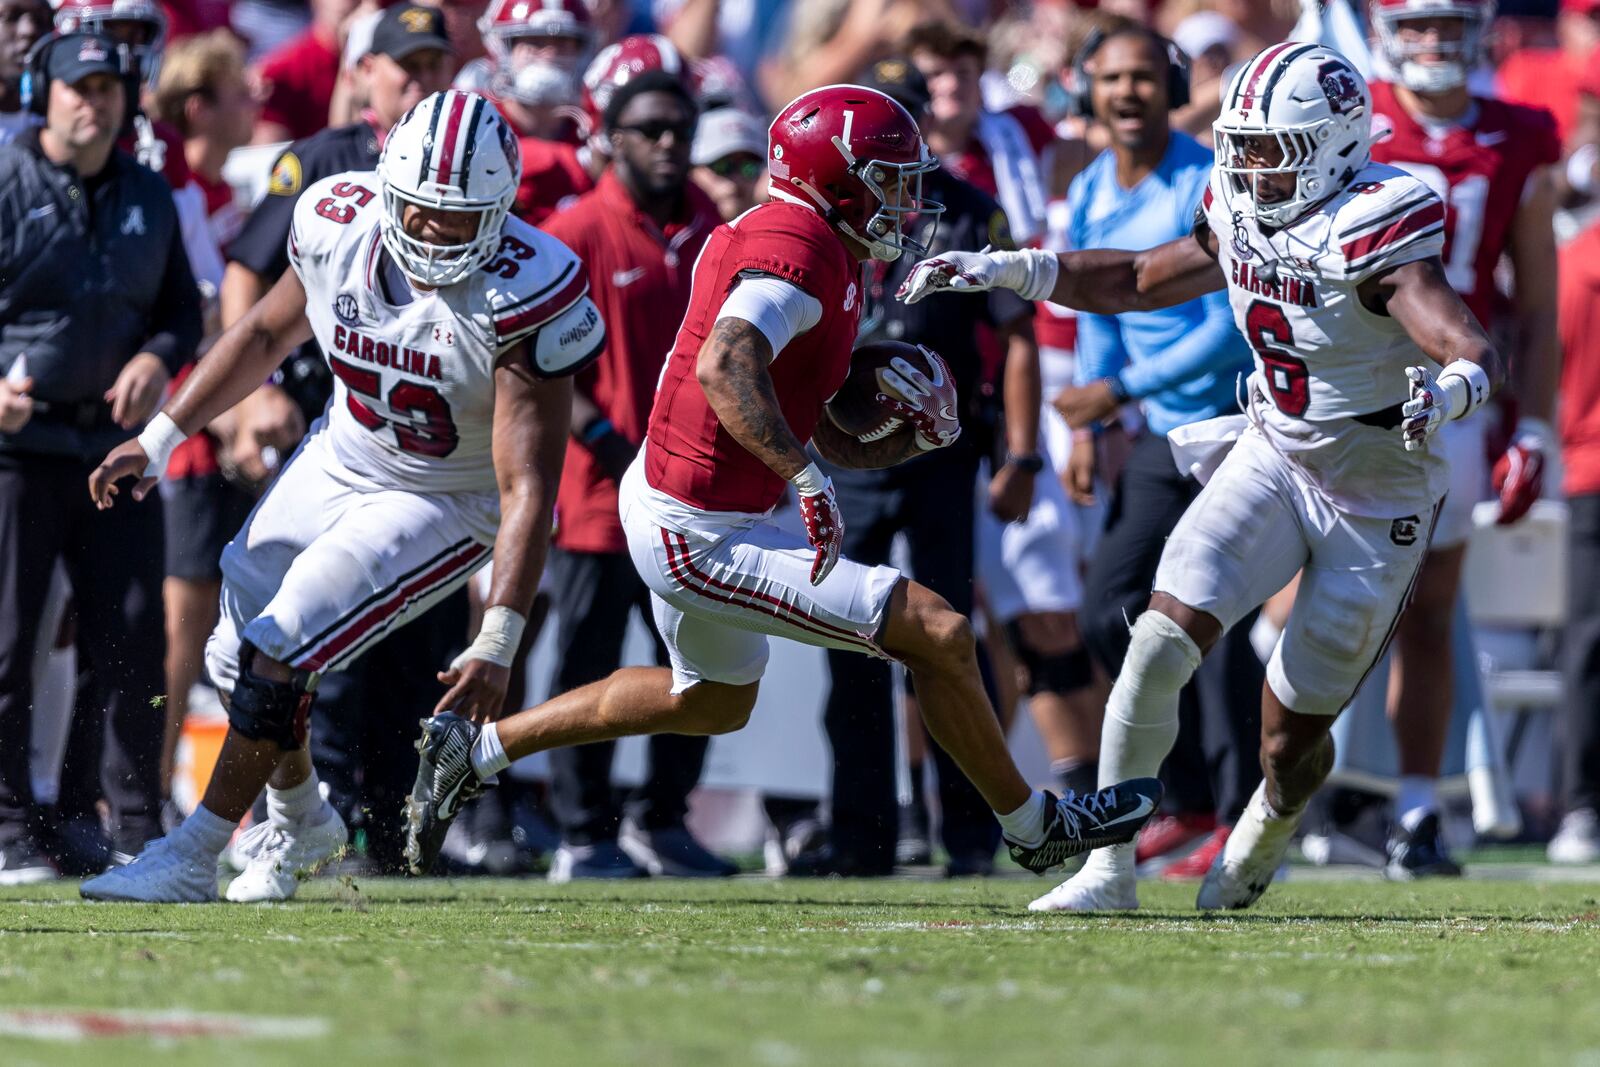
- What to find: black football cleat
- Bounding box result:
[403,712,489,876]
[1384,812,1463,880]
[1005,779,1164,875]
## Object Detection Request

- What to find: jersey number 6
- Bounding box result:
[1246,300,1309,417]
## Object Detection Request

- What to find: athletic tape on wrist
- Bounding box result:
[790,461,829,497]
[997,249,1061,302]
[136,412,187,478]
[1437,361,1491,422]
[453,606,526,670]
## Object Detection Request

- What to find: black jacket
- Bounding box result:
[0,130,201,460]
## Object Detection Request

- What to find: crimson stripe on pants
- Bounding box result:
[658,528,874,651]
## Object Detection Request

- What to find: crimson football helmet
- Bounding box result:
[54,0,165,88]
[580,33,687,134]
[766,84,942,262]
[1371,0,1495,93]
[478,0,594,107]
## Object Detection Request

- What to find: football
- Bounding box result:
[825,340,944,442]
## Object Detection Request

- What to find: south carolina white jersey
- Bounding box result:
[288,170,603,493]
[1200,162,1449,516]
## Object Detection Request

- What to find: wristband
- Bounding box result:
[1437,361,1491,422]
[993,249,1061,302]
[136,412,187,478]
[1006,452,1045,473]
[451,605,526,671]
[1103,376,1130,404]
[580,417,614,445]
[790,461,829,497]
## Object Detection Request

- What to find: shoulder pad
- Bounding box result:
[288,170,380,269]
[487,219,591,349]
[1326,165,1444,281]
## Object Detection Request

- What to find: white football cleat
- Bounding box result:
[80,836,219,903]
[1196,784,1301,910]
[1028,850,1138,912]
[225,806,348,903]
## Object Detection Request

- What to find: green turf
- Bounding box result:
[1,876,1598,1067]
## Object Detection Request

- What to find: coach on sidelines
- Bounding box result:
[0,31,200,880]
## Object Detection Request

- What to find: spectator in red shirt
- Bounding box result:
[1498,0,1600,143]
[253,0,363,142]
[1553,221,1600,864]
[538,71,732,881]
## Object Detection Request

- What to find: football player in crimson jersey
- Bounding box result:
[403,84,1165,880]
[900,46,1507,911]
[80,91,603,903]
[1366,0,1561,878]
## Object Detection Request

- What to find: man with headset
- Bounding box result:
[1031,21,1262,906]
[0,30,201,882]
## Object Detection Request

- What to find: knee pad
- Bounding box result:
[227,642,317,750]
[1005,620,1093,695]
[1122,611,1203,697]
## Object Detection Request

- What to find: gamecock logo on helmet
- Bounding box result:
[1318,61,1362,115]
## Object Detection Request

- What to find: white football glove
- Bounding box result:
[1400,366,1449,452]
[896,247,1060,305]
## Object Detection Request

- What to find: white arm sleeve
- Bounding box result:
[715,274,823,361]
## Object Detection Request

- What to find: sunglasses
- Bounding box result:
[615,120,696,143]
[706,156,763,180]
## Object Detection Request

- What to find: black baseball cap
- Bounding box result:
[46,32,127,88]
[861,57,930,117]
[369,4,453,61]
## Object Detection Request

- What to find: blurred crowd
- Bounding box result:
[1,0,1599,884]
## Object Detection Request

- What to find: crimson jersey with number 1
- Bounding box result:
[645,202,862,514]
[1368,81,1560,327]
[288,169,598,494]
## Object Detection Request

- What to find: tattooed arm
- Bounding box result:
[695,317,813,479]
[811,413,922,469]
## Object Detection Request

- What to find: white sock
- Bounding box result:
[1396,775,1437,831]
[996,790,1048,848]
[174,805,236,857]
[267,773,324,828]
[470,721,510,779]
[1220,782,1298,864]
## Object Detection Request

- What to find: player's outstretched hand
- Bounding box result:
[88,439,157,510]
[1400,366,1449,452]
[435,657,512,723]
[792,464,844,585]
[896,249,1002,304]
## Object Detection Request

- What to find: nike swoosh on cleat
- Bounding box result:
[1098,796,1156,829]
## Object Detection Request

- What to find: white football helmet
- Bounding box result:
[378,91,521,287]
[54,0,166,88]
[1371,0,1494,93]
[1214,44,1373,228]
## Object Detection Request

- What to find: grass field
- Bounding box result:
[1,873,1598,1066]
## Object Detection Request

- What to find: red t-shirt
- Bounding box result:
[161,0,233,42]
[514,135,594,225]
[1368,81,1560,328]
[541,171,720,552]
[1497,45,1592,144]
[645,202,863,514]
[258,28,340,141]
[1560,223,1600,496]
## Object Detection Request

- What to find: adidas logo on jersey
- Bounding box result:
[1231,260,1319,309]
[332,324,445,382]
